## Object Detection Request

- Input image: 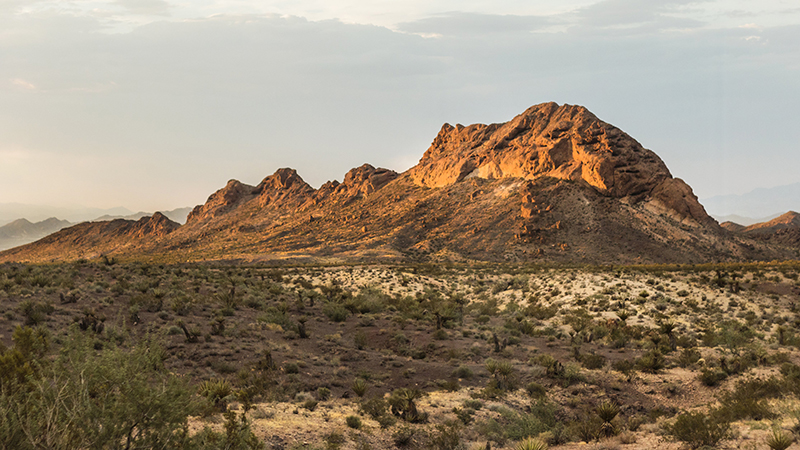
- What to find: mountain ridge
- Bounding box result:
[1,102,796,264]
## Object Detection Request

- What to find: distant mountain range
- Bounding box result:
[0,218,72,251]
[0,207,191,252]
[91,207,192,225]
[2,102,796,264]
[702,183,800,221]
[0,205,191,227]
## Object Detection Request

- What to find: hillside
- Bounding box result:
[1,102,795,264]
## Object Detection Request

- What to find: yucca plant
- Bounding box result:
[515,437,548,450]
[352,378,368,397]
[597,400,620,437]
[766,427,794,450]
[199,378,233,410]
[597,401,619,423]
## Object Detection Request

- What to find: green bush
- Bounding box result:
[452,365,474,379]
[635,350,665,373]
[667,411,730,449]
[18,300,54,326]
[0,331,197,450]
[698,368,728,387]
[322,303,349,322]
[428,421,462,450]
[345,415,362,429]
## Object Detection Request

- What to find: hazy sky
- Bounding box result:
[1,0,799,211]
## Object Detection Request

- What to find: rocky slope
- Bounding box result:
[1,102,794,264]
[721,211,800,249]
[0,213,179,261]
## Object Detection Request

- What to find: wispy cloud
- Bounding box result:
[10,78,36,90]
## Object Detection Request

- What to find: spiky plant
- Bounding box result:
[766,427,793,450]
[352,378,368,397]
[597,401,619,423]
[597,401,620,437]
[515,437,548,450]
[199,378,233,410]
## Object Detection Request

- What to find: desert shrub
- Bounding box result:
[257,307,297,332]
[316,387,331,401]
[677,348,701,368]
[580,352,606,370]
[667,411,730,449]
[485,359,517,391]
[463,399,483,410]
[18,300,54,326]
[323,431,346,450]
[360,396,389,419]
[453,407,475,425]
[389,388,428,423]
[345,415,362,429]
[283,362,300,374]
[323,303,349,322]
[393,426,416,447]
[569,416,602,443]
[130,293,164,313]
[701,320,757,352]
[715,378,780,421]
[0,331,196,450]
[428,421,463,450]
[531,354,563,377]
[190,409,265,450]
[353,330,368,350]
[635,350,665,373]
[452,365,474,379]
[345,286,387,314]
[0,326,49,389]
[698,368,728,387]
[525,382,547,399]
[302,399,318,411]
[480,401,558,444]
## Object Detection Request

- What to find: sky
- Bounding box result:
[1,0,799,212]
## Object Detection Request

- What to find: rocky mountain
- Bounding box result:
[0,213,179,262]
[93,207,192,224]
[720,211,800,249]
[1,102,795,264]
[0,217,72,251]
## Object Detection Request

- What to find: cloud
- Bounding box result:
[571,0,708,31]
[396,12,549,37]
[113,0,170,15]
[10,78,36,90]
[0,9,798,208]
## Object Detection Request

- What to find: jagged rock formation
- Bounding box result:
[1,102,795,264]
[409,103,713,226]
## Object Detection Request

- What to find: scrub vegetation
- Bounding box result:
[2,260,800,449]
